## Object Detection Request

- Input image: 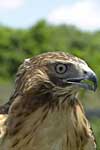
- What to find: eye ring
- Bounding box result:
[55,64,68,74]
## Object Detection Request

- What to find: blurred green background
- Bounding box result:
[0,20,100,148]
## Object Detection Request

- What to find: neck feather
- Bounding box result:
[4,92,92,150]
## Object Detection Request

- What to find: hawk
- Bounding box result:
[0,52,97,150]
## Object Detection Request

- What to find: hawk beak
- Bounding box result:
[88,73,98,91]
[64,71,98,92]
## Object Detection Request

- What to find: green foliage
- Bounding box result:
[91,119,100,149]
[0,20,100,85]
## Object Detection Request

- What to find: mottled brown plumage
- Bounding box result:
[0,52,97,150]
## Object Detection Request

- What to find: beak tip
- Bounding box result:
[93,88,97,92]
[90,74,98,92]
[93,84,98,92]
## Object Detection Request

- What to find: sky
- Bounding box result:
[0,0,100,31]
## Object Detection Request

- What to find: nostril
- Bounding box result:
[83,71,88,74]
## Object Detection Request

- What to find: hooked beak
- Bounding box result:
[64,71,98,91]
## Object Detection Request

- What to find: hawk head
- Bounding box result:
[15,52,97,99]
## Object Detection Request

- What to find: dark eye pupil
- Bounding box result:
[59,66,63,71]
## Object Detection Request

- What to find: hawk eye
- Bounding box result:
[55,64,67,74]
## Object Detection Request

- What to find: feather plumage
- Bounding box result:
[0,52,97,150]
